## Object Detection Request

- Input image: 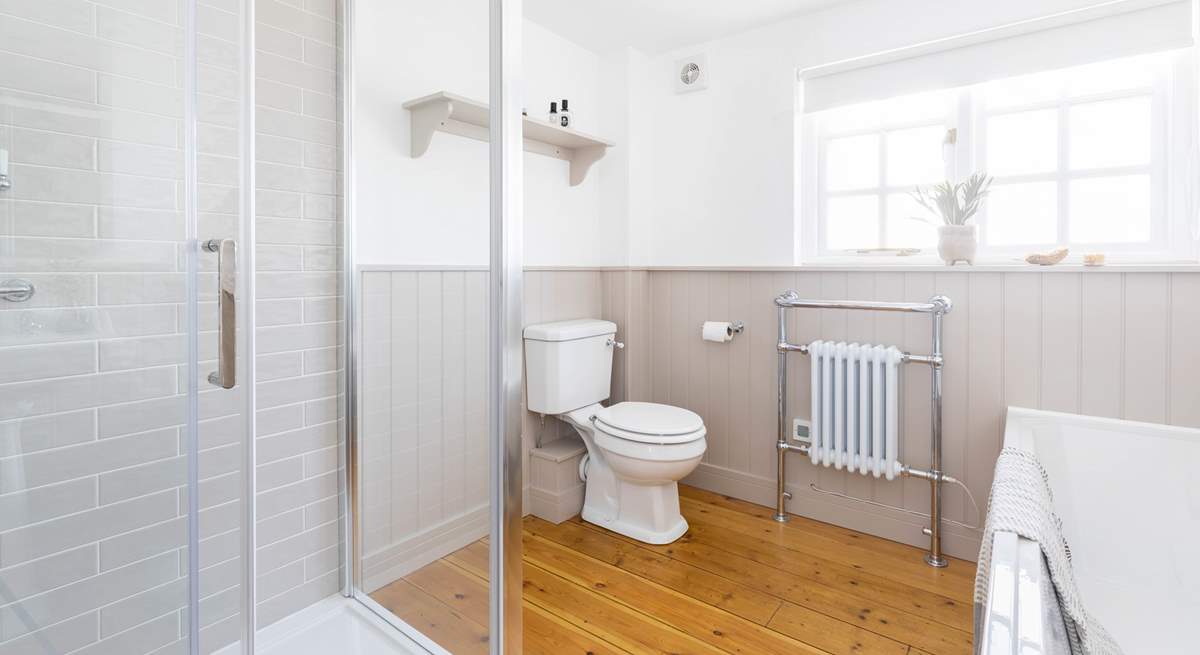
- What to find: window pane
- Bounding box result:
[985,182,1058,246]
[826,195,879,250]
[1069,97,1151,170]
[825,135,879,191]
[986,109,1057,176]
[887,126,946,187]
[1070,175,1151,243]
[885,193,937,248]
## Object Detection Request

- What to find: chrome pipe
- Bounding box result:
[777,343,941,367]
[925,299,949,568]
[779,441,808,455]
[774,295,949,314]
[774,304,790,522]
[902,353,942,367]
[902,465,938,482]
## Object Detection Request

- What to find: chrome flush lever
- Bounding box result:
[203,239,236,389]
[606,338,624,349]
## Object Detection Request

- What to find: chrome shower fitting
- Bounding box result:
[0,148,10,191]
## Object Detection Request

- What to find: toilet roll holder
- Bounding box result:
[702,320,745,340]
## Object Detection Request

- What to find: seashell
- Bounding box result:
[1083,253,1105,266]
[1025,248,1069,266]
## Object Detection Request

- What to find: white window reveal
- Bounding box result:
[796,0,1199,264]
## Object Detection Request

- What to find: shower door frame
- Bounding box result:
[489,0,525,652]
[338,0,525,653]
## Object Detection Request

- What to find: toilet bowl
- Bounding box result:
[523,319,707,545]
[562,402,706,544]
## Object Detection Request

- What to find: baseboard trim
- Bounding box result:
[362,504,490,592]
[684,462,982,562]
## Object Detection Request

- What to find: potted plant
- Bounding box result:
[911,172,993,266]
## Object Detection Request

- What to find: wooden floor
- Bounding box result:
[371,485,976,654]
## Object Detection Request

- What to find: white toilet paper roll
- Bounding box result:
[701,321,733,343]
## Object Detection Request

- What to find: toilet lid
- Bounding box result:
[593,402,704,443]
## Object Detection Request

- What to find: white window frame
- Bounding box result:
[974,71,1167,255]
[797,50,1200,264]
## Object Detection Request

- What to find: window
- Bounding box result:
[811,89,953,253]
[799,50,1198,262]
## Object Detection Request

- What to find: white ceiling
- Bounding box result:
[524,0,851,54]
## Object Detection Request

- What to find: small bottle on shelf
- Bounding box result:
[559,99,571,128]
[548,101,558,125]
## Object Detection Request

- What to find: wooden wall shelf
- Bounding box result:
[402,91,615,186]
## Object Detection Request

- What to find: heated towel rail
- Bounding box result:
[773,291,954,568]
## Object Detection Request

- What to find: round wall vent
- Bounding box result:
[673,53,709,94]
[680,62,701,86]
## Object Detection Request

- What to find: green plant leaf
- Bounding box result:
[911,171,993,226]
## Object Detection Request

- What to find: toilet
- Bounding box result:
[524,319,707,544]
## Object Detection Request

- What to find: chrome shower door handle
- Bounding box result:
[0,279,34,302]
[204,239,236,389]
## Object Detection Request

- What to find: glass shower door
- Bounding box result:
[0,0,251,653]
[348,0,523,651]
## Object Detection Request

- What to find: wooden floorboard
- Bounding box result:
[554,516,969,654]
[370,484,975,655]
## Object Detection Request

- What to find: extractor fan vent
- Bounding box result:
[680,62,701,85]
[674,54,709,94]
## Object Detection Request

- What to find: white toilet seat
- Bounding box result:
[592,402,706,445]
[592,427,707,463]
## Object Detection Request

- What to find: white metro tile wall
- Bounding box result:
[0,0,252,653]
[252,0,345,632]
[0,0,346,653]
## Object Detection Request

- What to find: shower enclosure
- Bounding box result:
[0,0,522,652]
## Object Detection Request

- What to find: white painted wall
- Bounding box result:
[353,0,625,267]
[357,0,1183,268]
[639,0,1121,266]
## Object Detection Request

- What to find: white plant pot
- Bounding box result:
[938,224,977,266]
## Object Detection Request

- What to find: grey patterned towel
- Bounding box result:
[974,447,1123,655]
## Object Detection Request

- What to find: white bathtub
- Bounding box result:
[979,408,1200,654]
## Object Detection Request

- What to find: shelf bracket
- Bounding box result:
[569,145,607,187]
[410,97,454,158]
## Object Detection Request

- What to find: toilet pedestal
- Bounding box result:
[564,406,699,545]
[581,475,689,544]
